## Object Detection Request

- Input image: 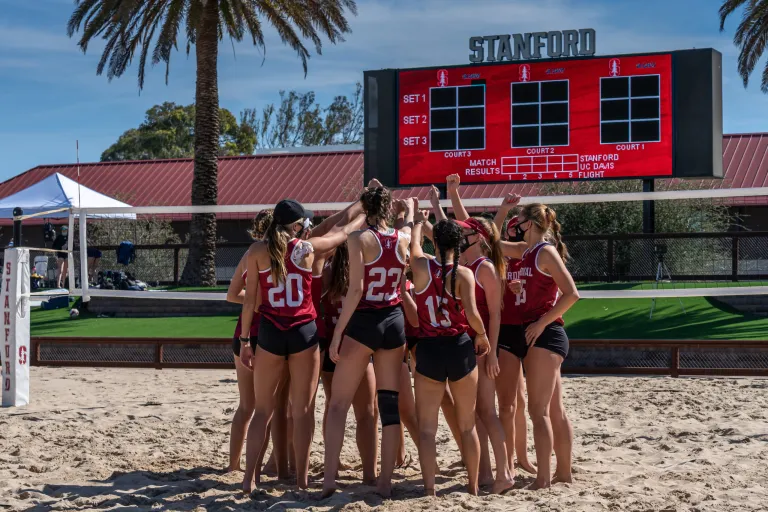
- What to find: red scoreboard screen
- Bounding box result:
[364,49,722,187]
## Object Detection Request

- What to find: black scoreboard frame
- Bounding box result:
[363,48,723,188]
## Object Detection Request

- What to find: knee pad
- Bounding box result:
[377,390,400,427]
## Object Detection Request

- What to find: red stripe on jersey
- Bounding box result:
[234,269,260,338]
[501,258,523,325]
[518,242,563,325]
[358,228,405,309]
[258,239,316,330]
[414,259,469,337]
[466,257,490,338]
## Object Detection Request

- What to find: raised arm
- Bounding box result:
[524,246,580,346]
[410,208,429,261]
[309,214,365,254]
[328,233,365,362]
[446,174,470,221]
[310,178,380,238]
[493,192,521,233]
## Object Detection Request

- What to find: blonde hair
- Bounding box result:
[520,203,569,263]
[265,220,296,284]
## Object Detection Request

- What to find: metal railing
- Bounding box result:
[30,337,768,377]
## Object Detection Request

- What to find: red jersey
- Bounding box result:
[466,257,490,337]
[501,258,523,325]
[518,242,563,325]
[358,228,406,309]
[414,259,469,337]
[312,268,326,338]
[234,269,260,338]
[403,280,421,339]
[322,292,344,340]
[258,239,316,330]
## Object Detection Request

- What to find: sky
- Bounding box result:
[0,0,765,182]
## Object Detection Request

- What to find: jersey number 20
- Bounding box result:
[267,274,303,307]
[366,268,402,302]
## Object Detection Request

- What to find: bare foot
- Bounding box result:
[242,476,254,495]
[479,472,494,487]
[225,465,242,473]
[526,479,550,490]
[552,472,572,485]
[320,484,337,499]
[492,476,515,494]
[263,457,277,476]
[517,459,537,475]
[362,475,378,486]
[376,480,392,498]
[424,487,436,497]
[467,484,479,496]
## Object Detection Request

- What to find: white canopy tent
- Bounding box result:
[0,173,135,219]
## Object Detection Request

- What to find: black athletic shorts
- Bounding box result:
[406,336,420,352]
[415,333,477,383]
[86,247,102,259]
[318,338,336,373]
[498,322,569,359]
[256,316,319,359]
[346,305,405,352]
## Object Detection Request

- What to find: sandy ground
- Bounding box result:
[1,368,767,511]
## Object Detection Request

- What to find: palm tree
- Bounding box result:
[68,0,357,286]
[719,0,768,92]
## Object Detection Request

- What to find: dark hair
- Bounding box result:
[433,219,463,310]
[327,242,350,302]
[521,203,569,263]
[248,209,274,240]
[360,186,392,227]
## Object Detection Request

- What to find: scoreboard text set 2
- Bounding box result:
[365,49,722,187]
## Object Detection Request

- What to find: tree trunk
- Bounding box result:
[180,0,219,286]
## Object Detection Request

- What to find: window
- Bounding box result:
[511,80,569,148]
[600,75,660,144]
[429,85,485,151]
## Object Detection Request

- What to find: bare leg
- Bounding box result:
[271,368,291,479]
[515,375,536,474]
[372,345,406,497]
[476,355,514,493]
[440,385,465,462]
[242,347,286,493]
[497,350,522,475]
[322,337,373,497]
[476,415,494,486]
[523,348,563,490]
[228,354,255,472]
[415,372,445,497]
[397,424,407,467]
[352,361,378,484]
[287,344,321,489]
[446,367,481,496]
[549,374,573,484]
[398,361,420,452]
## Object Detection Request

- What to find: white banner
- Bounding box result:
[2,248,30,407]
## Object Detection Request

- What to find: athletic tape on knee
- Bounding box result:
[377,390,400,427]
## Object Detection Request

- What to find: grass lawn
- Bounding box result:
[30,294,768,341]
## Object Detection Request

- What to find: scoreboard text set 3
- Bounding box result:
[365,49,722,187]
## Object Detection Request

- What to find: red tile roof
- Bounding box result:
[0,133,766,215]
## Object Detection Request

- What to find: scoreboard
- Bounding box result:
[364,49,722,187]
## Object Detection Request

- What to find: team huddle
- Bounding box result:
[226,174,580,498]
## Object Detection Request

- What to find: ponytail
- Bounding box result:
[265,220,292,284]
[433,219,463,311]
[327,242,350,301]
[475,217,507,286]
[546,207,569,263]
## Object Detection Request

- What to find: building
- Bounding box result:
[0,133,766,249]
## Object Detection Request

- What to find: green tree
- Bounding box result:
[242,82,363,148]
[101,102,256,161]
[719,0,768,92]
[68,0,357,286]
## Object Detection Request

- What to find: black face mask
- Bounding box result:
[512,221,528,242]
[459,235,477,253]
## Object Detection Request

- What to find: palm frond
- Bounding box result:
[733,0,768,88]
[153,0,187,84]
[719,0,749,31]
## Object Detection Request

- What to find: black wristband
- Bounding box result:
[239,336,250,343]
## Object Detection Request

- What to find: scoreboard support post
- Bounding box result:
[642,179,655,234]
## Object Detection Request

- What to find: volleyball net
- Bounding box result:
[3,186,768,406]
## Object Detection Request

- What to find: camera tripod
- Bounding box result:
[650,253,686,319]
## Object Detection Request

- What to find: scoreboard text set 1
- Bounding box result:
[364,49,722,187]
